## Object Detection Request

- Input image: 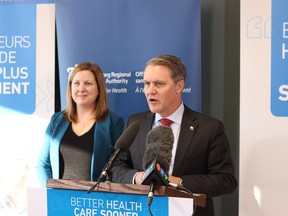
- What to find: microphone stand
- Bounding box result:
[147,181,156,216]
[87,147,121,193]
[168,182,192,193]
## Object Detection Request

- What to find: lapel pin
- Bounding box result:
[189,126,194,131]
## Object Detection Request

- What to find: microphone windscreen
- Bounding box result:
[115,121,140,151]
[142,125,174,172]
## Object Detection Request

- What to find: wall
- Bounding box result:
[201,0,240,215]
[240,0,288,215]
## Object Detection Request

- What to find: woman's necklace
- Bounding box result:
[73,118,95,136]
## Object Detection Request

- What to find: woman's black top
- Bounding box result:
[59,123,95,181]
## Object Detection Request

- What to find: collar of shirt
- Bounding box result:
[154,102,184,126]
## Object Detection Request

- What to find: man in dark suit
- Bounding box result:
[111,54,237,216]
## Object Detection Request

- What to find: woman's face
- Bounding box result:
[71,70,99,108]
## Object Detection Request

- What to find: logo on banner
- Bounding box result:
[271,0,288,116]
[0,4,36,114]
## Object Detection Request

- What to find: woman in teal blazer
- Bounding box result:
[37,62,124,187]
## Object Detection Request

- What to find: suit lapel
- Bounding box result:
[172,107,198,175]
[139,112,155,156]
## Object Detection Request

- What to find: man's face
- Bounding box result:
[143,64,184,117]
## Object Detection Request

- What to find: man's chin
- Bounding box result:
[148,106,159,114]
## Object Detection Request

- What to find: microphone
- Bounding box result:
[141,125,174,205]
[143,159,170,206]
[87,121,140,193]
[142,125,174,173]
[168,182,192,194]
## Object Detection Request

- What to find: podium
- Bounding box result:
[28,179,206,216]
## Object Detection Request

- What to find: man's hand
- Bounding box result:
[169,175,183,185]
[134,171,145,185]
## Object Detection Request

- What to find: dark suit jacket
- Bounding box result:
[111,105,237,216]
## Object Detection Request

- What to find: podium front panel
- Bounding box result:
[28,187,194,216]
[47,188,168,216]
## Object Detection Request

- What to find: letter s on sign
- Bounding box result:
[279,84,288,101]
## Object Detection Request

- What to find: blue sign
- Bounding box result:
[271,0,288,116]
[0,4,36,114]
[47,188,169,216]
[55,0,201,122]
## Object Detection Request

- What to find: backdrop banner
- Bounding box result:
[55,0,201,121]
[240,0,288,215]
[0,1,55,215]
[271,0,288,116]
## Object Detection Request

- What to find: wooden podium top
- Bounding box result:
[46,179,206,207]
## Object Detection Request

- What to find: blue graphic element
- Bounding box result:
[55,0,201,122]
[0,4,36,114]
[271,0,288,116]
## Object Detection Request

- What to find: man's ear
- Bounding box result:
[176,80,185,93]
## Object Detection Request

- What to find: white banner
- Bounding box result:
[240,0,288,215]
[0,2,55,215]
